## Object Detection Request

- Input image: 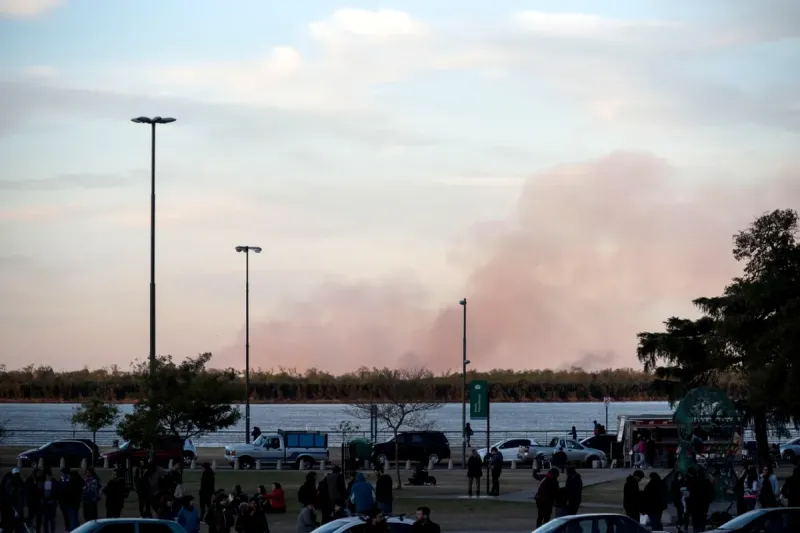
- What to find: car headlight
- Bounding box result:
[230,450,236,457]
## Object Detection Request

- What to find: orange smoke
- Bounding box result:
[217,151,800,373]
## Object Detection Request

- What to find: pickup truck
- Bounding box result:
[224,430,329,470]
[517,437,607,468]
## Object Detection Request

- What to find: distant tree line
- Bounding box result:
[0,362,716,403]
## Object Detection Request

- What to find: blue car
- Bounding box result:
[71,519,187,533]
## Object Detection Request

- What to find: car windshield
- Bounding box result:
[789,437,800,445]
[253,435,267,446]
[38,442,52,450]
[531,516,569,532]
[716,510,766,529]
[309,519,350,533]
[119,441,131,450]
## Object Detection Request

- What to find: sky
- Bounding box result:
[1,0,799,374]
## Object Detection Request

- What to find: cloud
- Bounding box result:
[511,11,671,40]
[213,151,800,373]
[22,65,58,79]
[0,0,62,18]
[0,172,136,191]
[0,204,88,222]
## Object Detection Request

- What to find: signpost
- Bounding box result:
[604,397,612,430]
[469,380,490,494]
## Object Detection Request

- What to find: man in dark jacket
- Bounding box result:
[623,470,644,520]
[781,465,800,507]
[412,506,440,533]
[375,471,393,514]
[199,463,215,520]
[489,448,503,496]
[565,467,583,515]
[466,450,483,497]
[102,470,128,519]
[325,466,347,508]
[3,469,26,533]
[533,467,560,527]
[58,468,83,531]
[297,473,317,507]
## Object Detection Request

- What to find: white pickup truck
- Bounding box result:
[224,430,329,470]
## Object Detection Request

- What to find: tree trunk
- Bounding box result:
[394,432,402,490]
[92,430,97,466]
[753,410,770,466]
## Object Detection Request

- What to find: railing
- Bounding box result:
[0,427,597,448]
[3,426,796,449]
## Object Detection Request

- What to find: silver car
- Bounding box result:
[780,437,800,461]
[520,437,607,468]
[477,438,537,462]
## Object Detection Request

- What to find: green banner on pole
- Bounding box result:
[469,380,489,420]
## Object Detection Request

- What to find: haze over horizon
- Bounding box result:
[2,1,799,374]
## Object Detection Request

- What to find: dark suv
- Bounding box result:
[371,431,451,466]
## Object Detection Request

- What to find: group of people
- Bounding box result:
[532,466,583,527]
[465,448,503,497]
[0,465,127,533]
[631,434,660,469]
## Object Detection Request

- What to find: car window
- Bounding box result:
[43,442,61,452]
[411,434,425,445]
[609,516,648,533]
[139,523,175,533]
[396,434,410,444]
[96,523,136,533]
[566,440,583,450]
[64,442,90,454]
[346,524,367,533]
[503,439,529,448]
[547,517,609,533]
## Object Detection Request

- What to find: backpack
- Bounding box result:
[83,479,101,503]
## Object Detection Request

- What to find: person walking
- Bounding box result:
[412,506,440,533]
[464,423,473,447]
[533,467,559,527]
[642,472,667,531]
[565,467,582,515]
[623,470,644,521]
[199,463,215,520]
[489,447,503,496]
[375,470,393,515]
[466,449,483,497]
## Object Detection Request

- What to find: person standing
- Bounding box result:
[37,469,58,533]
[489,447,503,496]
[466,450,483,497]
[758,464,778,509]
[570,426,578,441]
[81,468,102,522]
[781,465,800,507]
[325,466,346,511]
[58,467,82,531]
[464,423,473,447]
[642,472,667,530]
[102,470,127,519]
[375,470,393,515]
[4,469,27,533]
[25,467,44,533]
[296,502,318,533]
[645,436,657,468]
[623,470,644,521]
[349,473,374,515]
[565,467,582,515]
[176,496,201,533]
[412,506,440,533]
[199,463,215,520]
[533,467,559,527]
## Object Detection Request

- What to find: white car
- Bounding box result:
[477,438,537,462]
[780,437,800,461]
[312,515,415,533]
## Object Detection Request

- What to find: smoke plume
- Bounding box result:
[217,151,800,373]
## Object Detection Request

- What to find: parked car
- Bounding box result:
[531,513,657,533]
[517,438,556,465]
[705,508,800,532]
[371,431,451,466]
[224,430,329,470]
[519,438,607,468]
[70,518,187,533]
[17,439,98,468]
[580,434,624,465]
[780,437,800,461]
[311,515,415,533]
[477,438,536,462]
[101,436,185,468]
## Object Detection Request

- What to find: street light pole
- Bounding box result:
[460,298,469,468]
[131,116,176,384]
[236,245,262,444]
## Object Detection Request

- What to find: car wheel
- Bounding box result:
[238,456,255,470]
[585,455,599,468]
[427,453,440,465]
[377,454,389,466]
[296,458,314,470]
[183,451,195,467]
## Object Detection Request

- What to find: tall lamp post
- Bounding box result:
[460,298,470,468]
[131,116,176,383]
[236,245,262,443]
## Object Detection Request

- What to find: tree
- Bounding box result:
[0,418,7,446]
[117,353,241,447]
[638,209,800,464]
[346,367,442,489]
[72,397,119,463]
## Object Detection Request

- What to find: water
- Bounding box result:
[0,401,671,447]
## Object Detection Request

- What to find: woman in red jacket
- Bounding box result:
[263,482,286,513]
